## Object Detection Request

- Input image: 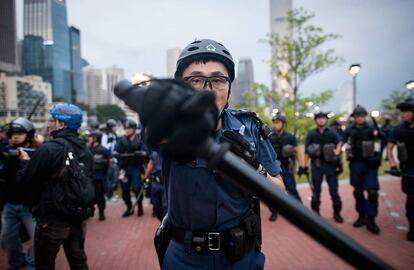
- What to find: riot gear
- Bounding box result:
[175,39,235,83]
[7,118,35,139]
[307,144,321,158]
[351,105,368,117]
[124,119,138,129]
[322,144,336,163]
[88,130,102,144]
[106,119,117,129]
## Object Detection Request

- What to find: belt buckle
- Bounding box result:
[208,232,220,251]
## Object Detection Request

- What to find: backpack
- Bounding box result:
[51,138,95,221]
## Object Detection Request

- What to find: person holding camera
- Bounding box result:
[0,118,36,270]
[303,112,343,223]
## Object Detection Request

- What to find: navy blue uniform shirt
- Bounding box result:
[162,108,282,232]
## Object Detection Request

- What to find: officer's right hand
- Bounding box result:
[138,80,218,162]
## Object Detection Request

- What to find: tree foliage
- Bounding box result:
[266,7,342,111]
[95,104,126,123]
[238,83,340,142]
[381,89,410,124]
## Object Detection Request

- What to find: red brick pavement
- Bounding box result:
[1,177,413,269]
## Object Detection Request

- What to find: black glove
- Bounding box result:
[116,79,218,162]
[298,166,308,176]
[220,130,260,169]
[386,166,401,177]
[336,162,344,176]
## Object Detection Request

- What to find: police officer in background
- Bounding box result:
[101,119,119,200]
[87,130,111,221]
[114,119,148,217]
[0,118,36,269]
[143,150,166,221]
[340,105,382,234]
[386,98,414,241]
[152,39,284,270]
[268,114,302,221]
[304,112,344,223]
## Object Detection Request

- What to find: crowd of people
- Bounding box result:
[0,38,413,270]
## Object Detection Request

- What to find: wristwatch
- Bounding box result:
[258,166,268,177]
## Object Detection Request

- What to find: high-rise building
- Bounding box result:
[230,58,255,108]
[0,0,18,73]
[269,0,292,94]
[0,73,52,128]
[69,26,85,103]
[83,66,106,108]
[23,0,72,102]
[105,65,125,105]
[166,48,180,78]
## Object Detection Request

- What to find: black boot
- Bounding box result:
[353,214,366,228]
[137,204,144,217]
[408,221,414,241]
[99,209,106,221]
[122,208,134,218]
[333,211,344,223]
[366,217,380,234]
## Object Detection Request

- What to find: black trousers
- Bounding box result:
[34,219,88,270]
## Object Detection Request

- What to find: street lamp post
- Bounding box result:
[406,80,414,97]
[349,64,361,109]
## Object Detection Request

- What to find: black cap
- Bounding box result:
[124,119,138,129]
[272,114,286,123]
[351,105,368,117]
[314,112,328,119]
[396,98,414,112]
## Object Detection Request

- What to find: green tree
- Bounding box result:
[381,89,410,124]
[238,83,340,142]
[266,7,342,112]
[95,104,126,123]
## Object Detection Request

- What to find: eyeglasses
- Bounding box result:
[183,76,230,90]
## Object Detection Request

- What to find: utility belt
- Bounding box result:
[171,213,261,261]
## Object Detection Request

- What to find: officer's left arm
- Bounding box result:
[256,138,285,190]
[332,129,342,155]
[291,135,303,166]
[386,127,398,167]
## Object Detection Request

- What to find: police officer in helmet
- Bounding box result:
[0,118,36,269]
[87,130,111,221]
[340,105,381,234]
[114,119,148,217]
[101,119,119,200]
[268,113,303,221]
[304,111,344,223]
[386,98,414,241]
[152,39,284,270]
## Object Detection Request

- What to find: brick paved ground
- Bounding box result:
[1,177,413,269]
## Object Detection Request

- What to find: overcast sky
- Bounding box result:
[16,0,414,112]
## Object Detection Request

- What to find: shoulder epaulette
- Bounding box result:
[230,109,271,140]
